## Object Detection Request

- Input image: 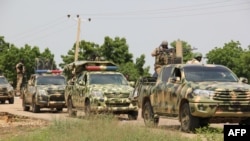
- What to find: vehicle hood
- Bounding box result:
[191,81,250,91]
[90,84,134,98]
[0,84,12,88]
[0,84,13,91]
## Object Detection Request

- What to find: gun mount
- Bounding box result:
[159,40,183,64]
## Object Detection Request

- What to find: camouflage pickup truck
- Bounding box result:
[0,76,14,104]
[64,60,138,120]
[136,63,250,132]
[22,70,66,113]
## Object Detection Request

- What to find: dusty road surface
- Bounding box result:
[0,97,224,139]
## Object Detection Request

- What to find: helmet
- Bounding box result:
[194,52,202,58]
[161,40,168,46]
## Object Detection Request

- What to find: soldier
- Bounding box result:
[151,40,169,77]
[186,52,202,64]
[16,59,25,94]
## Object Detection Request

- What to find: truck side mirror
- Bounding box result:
[28,80,33,86]
[129,81,135,87]
[79,80,86,86]
[169,77,180,83]
[239,77,248,84]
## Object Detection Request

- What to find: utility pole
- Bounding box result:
[75,15,81,62]
[67,14,91,62]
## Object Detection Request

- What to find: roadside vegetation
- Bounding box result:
[5,114,223,141]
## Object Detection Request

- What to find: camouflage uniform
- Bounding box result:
[186,52,202,64]
[151,41,168,76]
[16,60,25,93]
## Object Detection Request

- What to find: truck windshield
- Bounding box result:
[36,76,66,85]
[0,77,8,84]
[184,65,238,82]
[89,74,128,85]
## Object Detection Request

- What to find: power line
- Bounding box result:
[26,23,76,44]
[9,16,67,42]
[6,1,249,47]
[77,1,249,19]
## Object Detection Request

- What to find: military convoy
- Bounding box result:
[11,40,250,134]
[22,70,67,113]
[64,60,138,120]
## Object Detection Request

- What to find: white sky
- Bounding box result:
[1,0,250,73]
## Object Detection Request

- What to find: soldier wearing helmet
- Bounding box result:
[186,52,202,64]
[151,40,169,77]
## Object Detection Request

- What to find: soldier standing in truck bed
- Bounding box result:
[151,40,169,77]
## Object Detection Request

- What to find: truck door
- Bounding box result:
[74,73,86,108]
[26,76,36,104]
[153,66,173,114]
[165,67,182,115]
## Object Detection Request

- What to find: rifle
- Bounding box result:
[158,48,175,55]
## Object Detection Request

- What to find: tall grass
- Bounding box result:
[6,114,223,141]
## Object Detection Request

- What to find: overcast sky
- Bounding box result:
[1,0,250,73]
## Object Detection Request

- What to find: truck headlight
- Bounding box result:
[7,86,14,92]
[193,89,215,98]
[38,90,48,96]
[91,91,104,99]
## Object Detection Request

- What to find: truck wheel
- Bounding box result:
[68,99,76,117]
[128,111,138,120]
[143,101,159,127]
[239,118,250,125]
[22,96,30,111]
[56,108,63,112]
[32,101,40,113]
[85,100,91,117]
[8,98,14,104]
[200,118,209,127]
[180,103,199,132]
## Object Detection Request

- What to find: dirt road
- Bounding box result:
[0,97,180,125]
[0,97,69,120]
[0,97,224,138]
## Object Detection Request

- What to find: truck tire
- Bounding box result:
[32,101,40,113]
[128,111,138,120]
[143,101,159,127]
[180,103,200,132]
[22,96,30,111]
[8,97,14,104]
[84,100,91,117]
[239,118,250,125]
[56,108,63,112]
[68,99,76,117]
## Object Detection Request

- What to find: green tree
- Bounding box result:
[0,37,57,89]
[60,40,99,68]
[134,54,150,77]
[60,36,150,81]
[0,36,10,52]
[206,40,244,76]
[100,36,133,64]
